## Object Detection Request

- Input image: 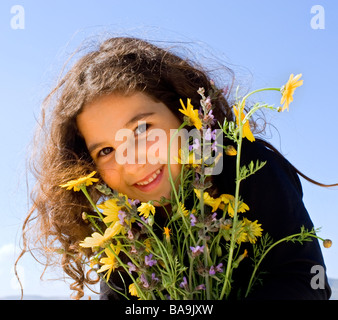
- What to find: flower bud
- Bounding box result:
[225,145,237,156]
[323,239,332,248]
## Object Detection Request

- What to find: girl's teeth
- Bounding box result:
[137,169,161,186]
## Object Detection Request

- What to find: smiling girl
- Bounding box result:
[18,37,332,300]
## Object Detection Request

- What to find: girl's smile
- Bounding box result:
[76,92,182,204]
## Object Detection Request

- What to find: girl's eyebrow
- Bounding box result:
[124,112,155,127]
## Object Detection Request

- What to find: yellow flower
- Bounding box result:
[242,218,263,244]
[137,202,156,219]
[179,98,202,130]
[175,149,202,167]
[224,145,237,156]
[227,199,250,218]
[179,202,189,216]
[97,198,123,224]
[144,238,152,252]
[280,73,303,112]
[163,227,171,241]
[97,242,121,281]
[129,283,139,297]
[194,189,222,212]
[233,104,255,142]
[59,171,99,191]
[80,222,123,249]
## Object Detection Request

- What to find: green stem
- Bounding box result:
[244,232,319,298]
[219,98,245,300]
[80,186,107,227]
[167,122,197,246]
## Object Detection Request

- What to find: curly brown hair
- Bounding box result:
[17,37,236,299]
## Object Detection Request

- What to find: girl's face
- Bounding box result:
[76,92,182,204]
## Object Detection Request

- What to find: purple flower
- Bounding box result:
[189,138,200,151]
[209,263,224,275]
[179,276,188,289]
[127,262,137,272]
[127,230,134,240]
[215,263,224,273]
[151,273,159,283]
[128,198,140,206]
[195,284,206,291]
[211,212,217,222]
[118,210,127,225]
[140,274,149,289]
[190,214,197,227]
[190,245,204,257]
[145,253,157,267]
[209,265,216,275]
[204,128,217,141]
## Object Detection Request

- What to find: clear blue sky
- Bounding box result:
[0,0,337,298]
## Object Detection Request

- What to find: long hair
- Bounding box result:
[16,36,337,299]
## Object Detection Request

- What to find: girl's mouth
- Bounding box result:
[133,167,164,192]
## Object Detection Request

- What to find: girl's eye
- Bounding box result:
[98,147,114,157]
[134,123,150,136]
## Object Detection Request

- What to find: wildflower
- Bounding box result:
[179,202,189,216]
[233,249,248,268]
[175,148,202,168]
[144,239,152,252]
[209,266,216,275]
[127,230,134,240]
[180,276,188,289]
[233,104,255,142]
[190,245,204,257]
[195,284,206,291]
[140,274,150,289]
[179,98,203,130]
[190,213,197,227]
[280,73,303,112]
[151,273,159,283]
[204,128,217,141]
[215,263,223,273]
[163,227,171,242]
[137,202,155,219]
[127,262,137,273]
[209,263,223,275]
[97,198,122,224]
[129,283,139,297]
[194,189,222,212]
[224,145,237,156]
[79,222,123,248]
[59,171,99,191]
[118,210,127,225]
[323,239,332,248]
[97,242,121,281]
[189,138,200,151]
[242,218,263,244]
[145,253,157,267]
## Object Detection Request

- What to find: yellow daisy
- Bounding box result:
[194,189,222,212]
[163,227,171,241]
[233,104,255,142]
[59,171,99,192]
[97,198,123,224]
[179,98,202,130]
[137,202,156,219]
[242,218,263,244]
[179,202,189,217]
[80,222,123,249]
[97,242,121,281]
[280,73,303,112]
[129,283,139,297]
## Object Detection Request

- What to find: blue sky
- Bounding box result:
[0,0,337,298]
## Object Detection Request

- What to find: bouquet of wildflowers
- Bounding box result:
[60,74,331,299]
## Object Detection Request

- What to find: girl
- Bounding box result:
[18,37,333,300]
